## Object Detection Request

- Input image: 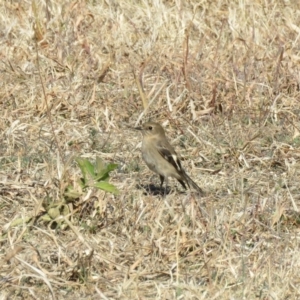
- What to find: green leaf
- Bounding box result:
[39,214,52,222]
[48,207,61,219]
[75,157,119,194]
[93,182,119,194]
[9,217,32,228]
[78,178,86,189]
[76,158,95,181]
[95,163,118,181]
[95,156,105,173]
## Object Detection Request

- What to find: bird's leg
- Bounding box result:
[160,175,167,196]
[159,175,164,191]
[159,175,164,188]
[164,177,168,197]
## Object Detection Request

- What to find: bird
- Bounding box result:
[135,121,204,195]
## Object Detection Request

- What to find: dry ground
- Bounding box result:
[1,0,300,299]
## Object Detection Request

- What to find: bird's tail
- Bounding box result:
[183,172,205,196]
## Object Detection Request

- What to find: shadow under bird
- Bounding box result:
[135,122,204,196]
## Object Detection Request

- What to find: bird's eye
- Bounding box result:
[148,126,153,130]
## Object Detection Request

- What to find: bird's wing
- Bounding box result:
[156,141,183,173]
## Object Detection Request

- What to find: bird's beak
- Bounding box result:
[126,125,142,131]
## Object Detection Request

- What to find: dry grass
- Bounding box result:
[1,0,300,299]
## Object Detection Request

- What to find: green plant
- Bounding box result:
[74,156,119,195]
[38,157,119,229]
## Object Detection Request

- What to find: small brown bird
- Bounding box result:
[135,121,204,195]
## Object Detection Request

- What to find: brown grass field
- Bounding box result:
[1,0,300,299]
